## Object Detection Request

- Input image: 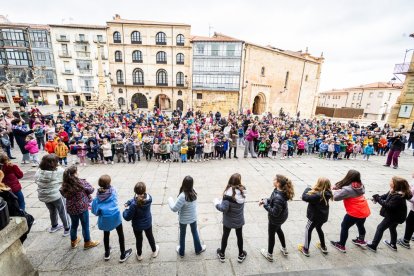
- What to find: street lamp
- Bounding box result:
[403,49,414,64]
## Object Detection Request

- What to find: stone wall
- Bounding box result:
[193,90,239,114]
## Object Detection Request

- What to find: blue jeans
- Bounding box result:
[15,190,25,211]
[181,154,187,162]
[179,221,202,256]
[70,210,90,242]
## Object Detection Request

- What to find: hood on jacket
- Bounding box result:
[224,187,246,204]
[35,168,63,183]
[97,186,115,202]
[351,182,365,194]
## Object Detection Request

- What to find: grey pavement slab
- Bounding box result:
[12,145,414,275]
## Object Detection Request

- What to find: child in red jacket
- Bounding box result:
[45,137,57,154]
[0,153,25,210]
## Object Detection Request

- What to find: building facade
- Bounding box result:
[107,15,191,110]
[191,35,243,113]
[318,82,402,121]
[0,21,58,104]
[49,24,111,106]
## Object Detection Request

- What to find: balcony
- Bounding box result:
[56,35,70,42]
[75,35,89,43]
[95,54,108,60]
[133,81,144,85]
[76,51,91,58]
[81,86,94,92]
[58,51,72,58]
[394,62,414,74]
[156,82,168,86]
[62,69,74,75]
[78,69,93,75]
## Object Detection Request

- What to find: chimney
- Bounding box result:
[113,14,121,20]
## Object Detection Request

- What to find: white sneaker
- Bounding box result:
[152,244,160,258]
[111,161,114,164]
[176,245,184,257]
[197,244,206,255]
[48,225,64,233]
[136,252,143,261]
[280,246,289,256]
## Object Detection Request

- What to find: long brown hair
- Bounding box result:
[134,182,147,206]
[61,166,84,195]
[392,176,413,198]
[179,176,197,202]
[222,173,246,200]
[308,177,332,205]
[275,174,294,200]
[335,169,361,189]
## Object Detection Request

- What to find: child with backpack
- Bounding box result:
[168,176,206,257]
[215,173,247,263]
[367,177,413,252]
[92,174,132,262]
[260,174,295,262]
[123,182,159,260]
[298,178,332,256]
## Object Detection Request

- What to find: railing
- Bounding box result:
[194,50,242,57]
[66,87,75,92]
[76,51,91,58]
[58,51,71,58]
[62,69,74,75]
[93,37,106,43]
[81,86,94,92]
[95,54,108,60]
[394,62,414,74]
[78,69,93,75]
[56,35,70,42]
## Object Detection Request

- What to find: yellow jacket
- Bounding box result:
[54,143,68,158]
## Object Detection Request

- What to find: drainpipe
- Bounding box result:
[121,23,128,109]
[295,60,307,114]
[171,25,174,111]
[239,43,247,114]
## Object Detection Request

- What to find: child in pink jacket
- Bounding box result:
[24,135,39,167]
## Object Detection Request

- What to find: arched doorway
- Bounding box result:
[155,94,171,110]
[252,93,266,114]
[118,97,125,106]
[176,99,183,111]
[131,93,148,108]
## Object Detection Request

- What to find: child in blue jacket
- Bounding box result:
[319,141,328,158]
[363,143,374,160]
[333,141,341,160]
[123,182,159,261]
[92,175,132,262]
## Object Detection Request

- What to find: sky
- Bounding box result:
[2,0,414,91]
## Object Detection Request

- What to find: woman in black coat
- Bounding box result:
[11,119,33,164]
[367,176,413,252]
[384,134,405,169]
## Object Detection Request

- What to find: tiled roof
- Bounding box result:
[320,82,403,93]
[0,22,49,30]
[107,17,190,27]
[48,24,107,30]
[191,33,243,42]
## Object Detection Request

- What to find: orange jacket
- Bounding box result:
[45,141,57,154]
[343,195,371,218]
[378,138,388,148]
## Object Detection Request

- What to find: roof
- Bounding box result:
[107,15,190,27]
[320,82,403,94]
[48,24,107,30]
[0,22,49,30]
[191,33,243,42]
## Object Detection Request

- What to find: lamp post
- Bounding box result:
[403,49,414,64]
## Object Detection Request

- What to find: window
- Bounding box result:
[369,92,373,98]
[196,44,205,55]
[96,35,103,43]
[115,51,122,62]
[261,67,265,76]
[132,68,144,85]
[178,90,182,96]
[78,34,85,42]
[29,30,50,48]
[176,34,184,46]
[155,32,166,45]
[118,88,123,93]
[352,93,356,100]
[357,93,362,100]
[131,31,141,44]
[366,103,371,109]
[176,53,184,64]
[156,51,167,64]
[66,79,73,92]
[284,71,289,89]
[226,44,235,56]
[116,70,124,84]
[211,44,219,56]
[176,72,184,86]
[41,70,57,85]
[113,31,121,43]
[378,91,383,98]
[5,49,32,66]
[197,93,202,99]
[132,50,142,63]
[156,69,167,86]
[2,29,28,47]
[305,75,308,81]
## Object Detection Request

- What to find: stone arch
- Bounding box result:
[252,93,266,115]
[155,94,171,110]
[176,99,183,111]
[131,93,148,109]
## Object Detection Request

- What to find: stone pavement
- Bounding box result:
[16,147,414,276]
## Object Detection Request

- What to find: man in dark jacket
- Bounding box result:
[384,135,405,169]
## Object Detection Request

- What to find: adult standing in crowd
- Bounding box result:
[384,134,405,169]
[11,118,33,164]
[244,124,258,158]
